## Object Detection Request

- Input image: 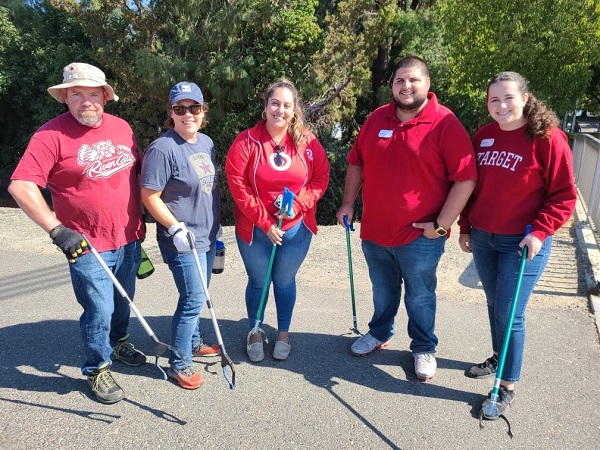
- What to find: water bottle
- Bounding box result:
[137,246,155,279]
[212,240,225,274]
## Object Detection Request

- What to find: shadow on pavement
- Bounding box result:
[0,312,492,447]
[198,319,487,403]
[0,262,70,302]
[0,397,121,423]
[458,259,481,289]
[194,319,489,449]
[0,317,186,424]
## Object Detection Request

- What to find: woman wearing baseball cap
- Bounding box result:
[140,82,222,390]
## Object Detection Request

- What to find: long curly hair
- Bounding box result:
[263,78,308,150]
[487,71,558,141]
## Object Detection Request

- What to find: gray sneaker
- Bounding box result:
[414,352,436,381]
[481,386,515,419]
[467,355,498,379]
[112,334,146,366]
[350,333,389,356]
[87,364,125,404]
[247,333,264,362]
[273,340,291,360]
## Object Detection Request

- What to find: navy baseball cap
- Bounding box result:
[169,82,203,104]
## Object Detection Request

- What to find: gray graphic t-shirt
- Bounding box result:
[141,129,220,252]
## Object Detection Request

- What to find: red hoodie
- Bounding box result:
[225,120,330,243]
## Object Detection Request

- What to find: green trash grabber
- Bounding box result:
[248,187,295,341]
[479,224,533,438]
[343,214,362,336]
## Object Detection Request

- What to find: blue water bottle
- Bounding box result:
[212,240,225,274]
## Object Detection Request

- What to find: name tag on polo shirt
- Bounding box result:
[480,138,495,147]
[378,129,393,138]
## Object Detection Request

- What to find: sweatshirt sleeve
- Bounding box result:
[225,133,276,233]
[457,198,473,234]
[294,134,330,212]
[530,128,577,241]
[457,132,479,234]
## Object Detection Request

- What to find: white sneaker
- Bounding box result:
[350,333,389,356]
[414,352,436,381]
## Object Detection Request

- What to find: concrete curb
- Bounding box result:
[574,191,600,339]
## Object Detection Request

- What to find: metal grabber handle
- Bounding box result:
[83,235,184,380]
[187,232,236,389]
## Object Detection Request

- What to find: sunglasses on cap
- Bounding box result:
[172,104,203,116]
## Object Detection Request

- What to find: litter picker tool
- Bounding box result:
[186,232,235,389]
[83,235,184,380]
[343,214,362,336]
[248,188,295,342]
[479,224,533,438]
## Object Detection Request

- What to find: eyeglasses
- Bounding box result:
[274,145,284,166]
[172,104,203,116]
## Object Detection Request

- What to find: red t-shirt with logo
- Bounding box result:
[11,112,144,251]
[347,93,477,246]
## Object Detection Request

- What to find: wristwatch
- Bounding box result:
[433,222,447,237]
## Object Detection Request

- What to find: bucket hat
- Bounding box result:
[47,62,119,103]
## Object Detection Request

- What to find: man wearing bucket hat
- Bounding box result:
[8,62,146,404]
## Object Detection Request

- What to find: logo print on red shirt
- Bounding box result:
[77,140,134,179]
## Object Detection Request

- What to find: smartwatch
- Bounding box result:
[433,222,447,237]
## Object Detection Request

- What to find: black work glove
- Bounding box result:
[49,224,88,263]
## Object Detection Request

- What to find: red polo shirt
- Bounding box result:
[347,93,477,246]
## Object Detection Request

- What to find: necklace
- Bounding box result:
[273,140,285,167]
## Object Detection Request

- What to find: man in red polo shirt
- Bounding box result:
[336,56,477,381]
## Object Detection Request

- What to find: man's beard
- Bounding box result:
[394,93,427,112]
[77,111,102,126]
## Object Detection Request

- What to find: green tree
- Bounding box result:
[434,0,600,131]
[0,0,92,169]
[310,1,437,222]
[57,0,329,222]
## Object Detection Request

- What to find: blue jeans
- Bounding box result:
[69,240,141,376]
[361,236,446,353]
[159,241,216,370]
[236,222,312,331]
[470,227,551,382]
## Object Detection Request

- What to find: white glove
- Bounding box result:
[168,222,192,252]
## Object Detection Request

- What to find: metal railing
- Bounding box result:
[572,133,600,242]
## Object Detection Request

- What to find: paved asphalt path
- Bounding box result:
[0,209,598,449]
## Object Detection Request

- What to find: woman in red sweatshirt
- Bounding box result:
[225,79,330,363]
[458,71,576,419]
